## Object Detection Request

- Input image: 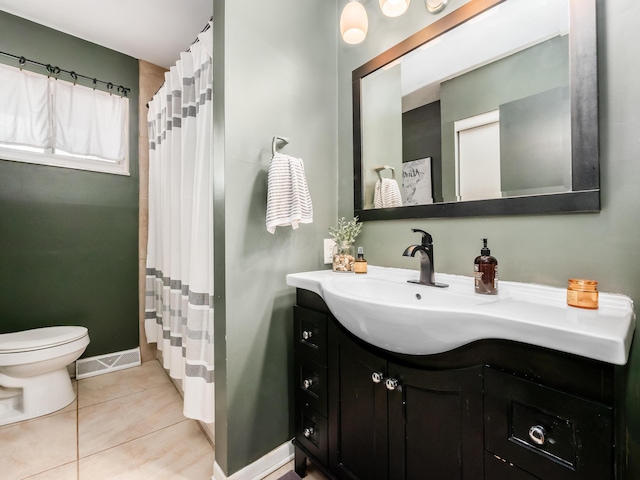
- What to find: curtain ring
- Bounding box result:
[51,66,61,79]
[70,71,78,85]
[46,64,53,77]
[92,78,97,90]
[18,56,26,71]
[107,82,113,95]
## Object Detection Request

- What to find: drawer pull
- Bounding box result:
[371,372,385,384]
[385,378,399,391]
[302,330,313,340]
[528,425,547,445]
[303,427,315,438]
[302,378,313,389]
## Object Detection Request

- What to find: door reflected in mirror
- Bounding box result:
[361,0,570,209]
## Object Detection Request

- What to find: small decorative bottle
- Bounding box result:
[474,238,498,295]
[354,247,368,274]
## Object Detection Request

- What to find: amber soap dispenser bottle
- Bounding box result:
[474,238,498,295]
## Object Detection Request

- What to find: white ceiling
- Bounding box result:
[0,0,213,69]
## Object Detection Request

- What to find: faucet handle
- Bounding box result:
[411,228,432,246]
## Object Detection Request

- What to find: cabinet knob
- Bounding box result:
[371,372,385,384]
[302,330,313,340]
[302,378,313,389]
[303,427,315,438]
[385,378,399,391]
[528,425,547,445]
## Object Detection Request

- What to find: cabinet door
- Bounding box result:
[387,362,484,480]
[328,320,388,480]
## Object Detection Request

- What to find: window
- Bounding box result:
[0,63,129,175]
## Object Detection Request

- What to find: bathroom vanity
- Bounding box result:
[287,268,635,480]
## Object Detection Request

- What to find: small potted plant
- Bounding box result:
[329,216,363,272]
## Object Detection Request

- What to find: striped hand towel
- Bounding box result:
[266,153,313,234]
[374,177,403,208]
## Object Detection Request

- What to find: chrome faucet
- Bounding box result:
[403,229,448,288]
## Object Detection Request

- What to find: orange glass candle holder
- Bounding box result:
[567,278,598,309]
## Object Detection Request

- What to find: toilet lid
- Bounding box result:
[0,326,88,353]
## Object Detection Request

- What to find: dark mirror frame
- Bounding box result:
[353,0,598,221]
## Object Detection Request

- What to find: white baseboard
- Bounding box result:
[212,441,294,480]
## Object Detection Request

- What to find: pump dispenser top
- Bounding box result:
[474,238,498,295]
[481,238,490,256]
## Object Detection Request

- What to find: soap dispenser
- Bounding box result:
[474,238,498,295]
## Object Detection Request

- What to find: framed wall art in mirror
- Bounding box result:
[353,0,599,221]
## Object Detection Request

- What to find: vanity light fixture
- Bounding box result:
[340,0,368,44]
[425,0,450,14]
[379,0,411,17]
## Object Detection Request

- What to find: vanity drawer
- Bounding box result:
[295,404,328,465]
[295,353,327,416]
[485,368,612,480]
[294,306,327,365]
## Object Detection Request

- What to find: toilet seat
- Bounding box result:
[0,326,88,354]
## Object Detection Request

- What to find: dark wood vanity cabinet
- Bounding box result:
[292,289,621,480]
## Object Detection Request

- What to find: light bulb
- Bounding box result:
[340,1,368,44]
[380,0,410,17]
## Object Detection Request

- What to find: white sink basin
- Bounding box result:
[326,275,498,308]
[286,266,636,365]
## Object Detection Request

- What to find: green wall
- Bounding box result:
[362,64,403,208]
[338,0,640,477]
[0,12,140,357]
[213,0,338,475]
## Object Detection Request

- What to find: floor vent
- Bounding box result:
[75,347,141,380]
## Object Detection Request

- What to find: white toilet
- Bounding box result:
[0,326,89,426]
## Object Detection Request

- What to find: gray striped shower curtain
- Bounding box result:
[145,22,214,423]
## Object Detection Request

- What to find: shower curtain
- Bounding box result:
[145,22,214,423]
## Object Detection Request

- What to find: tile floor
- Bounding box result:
[0,360,214,480]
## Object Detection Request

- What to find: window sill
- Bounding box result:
[0,147,130,176]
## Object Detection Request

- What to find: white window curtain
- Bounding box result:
[0,62,128,163]
[0,64,51,148]
[145,23,214,424]
[54,80,128,162]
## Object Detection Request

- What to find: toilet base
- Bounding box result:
[0,368,76,427]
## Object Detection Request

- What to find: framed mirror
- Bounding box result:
[353,0,598,221]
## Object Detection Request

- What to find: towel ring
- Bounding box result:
[374,165,396,180]
[272,136,290,156]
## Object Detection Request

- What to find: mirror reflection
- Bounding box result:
[361,0,571,210]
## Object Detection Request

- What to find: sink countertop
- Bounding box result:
[286,266,636,365]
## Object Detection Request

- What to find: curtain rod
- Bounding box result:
[189,15,213,48]
[146,15,213,109]
[0,50,130,97]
